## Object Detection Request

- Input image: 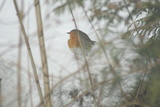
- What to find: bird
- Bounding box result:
[67,29,95,55]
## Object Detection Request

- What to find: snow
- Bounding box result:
[0,0,143,107]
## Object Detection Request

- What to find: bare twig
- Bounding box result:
[13,0,45,106]
[67,1,78,29]
[38,58,94,106]
[67,0,97,106]
[27,57,34,107]
[67,0,93,88]
[80,5,128,103]
[34,0,52,106]
[133,64,148,106]
[63,72,129,107]
[17,32,22,107]
[17,1,25,106]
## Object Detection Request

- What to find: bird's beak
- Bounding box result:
[67,32,70,34]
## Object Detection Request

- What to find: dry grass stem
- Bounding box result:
[13,0,45,106]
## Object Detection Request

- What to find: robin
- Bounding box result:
[67,29,95,55]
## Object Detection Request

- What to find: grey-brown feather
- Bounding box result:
[70,29,95,55]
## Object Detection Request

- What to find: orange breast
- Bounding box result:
[68,35,81,48]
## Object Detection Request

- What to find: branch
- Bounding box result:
[13,0,45,106]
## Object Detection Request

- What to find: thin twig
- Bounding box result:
[80,5,128,103]
[67,0,96,106]
[27,57,34,107]
[67,0,85,92]
[17,32,22,107]
[67,1,78,29]
[63,72,130,107]
[13,0,45,106]
[34,0,52,106]
[39,57,132,106]
[67,0,93,88]
[133,62,148,106]
[38,58,94,106]
[17,1,24,106]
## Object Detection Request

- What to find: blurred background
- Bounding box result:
[0,0,160,107]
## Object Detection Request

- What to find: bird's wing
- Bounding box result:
[78,31,92,42]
